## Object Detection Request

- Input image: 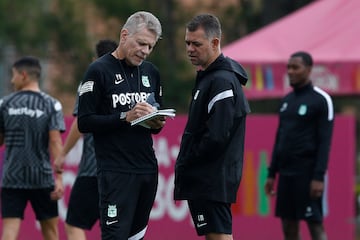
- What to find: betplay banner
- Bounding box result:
[0,115,355,240]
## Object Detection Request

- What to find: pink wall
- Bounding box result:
[0,115,355,240]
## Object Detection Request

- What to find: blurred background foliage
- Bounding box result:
[0,0,314,115]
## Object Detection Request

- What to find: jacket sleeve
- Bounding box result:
[268,123,280,178]
[193,75,240,161]
[77,65,129,133]
[313,95,334,181]
[150,70,163,135]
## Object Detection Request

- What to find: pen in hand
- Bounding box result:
[146,92,160,109]
[129,99,136,110]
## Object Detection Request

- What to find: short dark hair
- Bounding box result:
[291,51,313,67]
[95,40,118,58]
[186,13,222,39]
[13,56,41,79]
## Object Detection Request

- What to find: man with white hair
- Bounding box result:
[78,11,165,240]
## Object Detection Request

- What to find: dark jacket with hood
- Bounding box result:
[174,53,250,203]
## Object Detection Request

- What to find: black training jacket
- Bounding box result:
[174,54,250,203]
[77,53,162,174]
[268,83,334,181]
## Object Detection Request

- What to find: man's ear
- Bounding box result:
[20,70,27,81]
[120,29,129,42]
[306,66,312,75]
[212,38,220,50]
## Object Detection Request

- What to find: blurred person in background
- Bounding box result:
[265,51,333,240]
[0,56,65,240]
[54,39,117,240]
[174,13,250,240]
[77,11,165,240]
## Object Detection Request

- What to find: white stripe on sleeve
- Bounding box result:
[208,89,234,113]
[314,86,334,121]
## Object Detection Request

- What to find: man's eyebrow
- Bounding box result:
[185,40,201,44]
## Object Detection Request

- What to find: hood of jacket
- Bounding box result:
[200,53,248,86]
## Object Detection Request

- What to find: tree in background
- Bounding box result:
[261,0,315,26]
[0,0,91,114]
[0,0,314,114]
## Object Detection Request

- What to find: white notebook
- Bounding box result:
[130,109,176,126]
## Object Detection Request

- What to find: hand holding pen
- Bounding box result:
[126,102,155,122]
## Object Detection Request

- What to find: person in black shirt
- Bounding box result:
[0,56,65,240]
[77,11,164,240]
[54,39,117,240]
[265,51,334,240]
[174,14,250,240]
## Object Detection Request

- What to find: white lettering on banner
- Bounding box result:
[154,137,180,167]
[64,137,83,166]
[150,174,189,221]
[150,137,189,221]
[311,66,339,91]
[283,65,339,91]
[60,131,189,222]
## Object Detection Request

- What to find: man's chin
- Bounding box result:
[289,80,298,87]
[130,59,143,66]
[190,60,200,66]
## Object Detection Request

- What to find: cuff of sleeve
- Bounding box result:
[120,112,127,121]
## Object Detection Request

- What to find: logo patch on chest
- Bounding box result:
[298,104,307,115]
[142,75,150,87]
[280,102,287,112]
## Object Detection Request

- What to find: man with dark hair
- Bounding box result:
[0,56,65,240]
[77,11,165,240]
[95,40,118,58]
[174,13,250,240]
[265,51,333,240]
[54,39,117,240]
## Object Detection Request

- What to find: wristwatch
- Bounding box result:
[120,112,127,121]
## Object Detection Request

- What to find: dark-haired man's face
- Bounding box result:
[185,27,215,70]
[287,56,311,88]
